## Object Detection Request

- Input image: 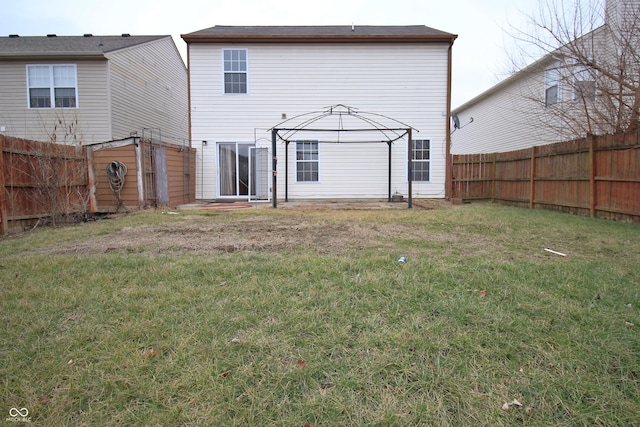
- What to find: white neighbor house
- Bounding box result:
[451,0,640,155]
[182,26,457,203]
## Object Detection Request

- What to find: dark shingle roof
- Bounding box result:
[0,34,168,58]
[182,25,456,43]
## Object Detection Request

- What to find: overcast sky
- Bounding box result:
[2,0,541,108]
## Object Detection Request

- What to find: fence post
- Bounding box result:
[0,135,6,234]
[529,146,536,209]
[491,153,497,202]
[588,134,596,218]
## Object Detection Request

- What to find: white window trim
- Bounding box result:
[545,61,562,107]
[294,140,320,183]
[409,139,431,183]
[221,48,249,95]
[26,64,78,109]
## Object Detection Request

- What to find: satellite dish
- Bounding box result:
[452,114,460,129]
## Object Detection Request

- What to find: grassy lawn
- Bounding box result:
[1,203,639,426]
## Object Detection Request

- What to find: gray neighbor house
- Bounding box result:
[0,34,188,146]
[0,34,193,219]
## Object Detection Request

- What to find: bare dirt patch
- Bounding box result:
[43,215,424,256]
[21,200,509,260]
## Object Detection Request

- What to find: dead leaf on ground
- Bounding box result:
[145,348,161,358]
[319,383,335,396]
[64,312,82,321]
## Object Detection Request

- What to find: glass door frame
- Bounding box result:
[216,142,255,199]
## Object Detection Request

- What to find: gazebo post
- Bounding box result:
[285,141,289,202]
[272,128,277,208]
[387,141,392,202]
[407,128,413,209]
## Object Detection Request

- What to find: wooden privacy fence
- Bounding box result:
[0,134,89,234]
[452,129,640,222]
[1,135,197,234]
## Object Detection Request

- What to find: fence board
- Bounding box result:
[1,135,90,233]
[452,129,640,222]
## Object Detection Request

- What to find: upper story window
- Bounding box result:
[296,141,319,182]
[27,64,78,108]
[223,49,247,94]
[545,61,561,107]
[573,63,596,102]
[410,139,430,182]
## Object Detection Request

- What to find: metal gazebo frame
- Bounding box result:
[269,105,418,208]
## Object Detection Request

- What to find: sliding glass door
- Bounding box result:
[218,143,254,198]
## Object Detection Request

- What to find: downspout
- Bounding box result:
[186,42,192,148]
[186,42,197,201]
[445,38,455,200]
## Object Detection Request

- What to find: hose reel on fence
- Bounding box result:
[106,160,127,210]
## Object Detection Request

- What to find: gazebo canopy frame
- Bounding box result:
[269,105,418,208]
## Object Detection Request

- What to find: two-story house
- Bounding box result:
[182,25,457,203]
[0,34,188,146]
[451,0,639,154]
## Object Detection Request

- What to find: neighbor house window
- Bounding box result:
[573,63,596,101]
[27,65,78,108]
[223,49,247,94]
[410,139,430,181]
[296,141,318,182]
[545,61,561,107]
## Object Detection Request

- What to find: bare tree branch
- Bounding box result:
[505,0,640,136]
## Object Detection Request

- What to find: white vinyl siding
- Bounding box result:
[190,42,450,200]
[451,60,591,154]
[451,72,562,154]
